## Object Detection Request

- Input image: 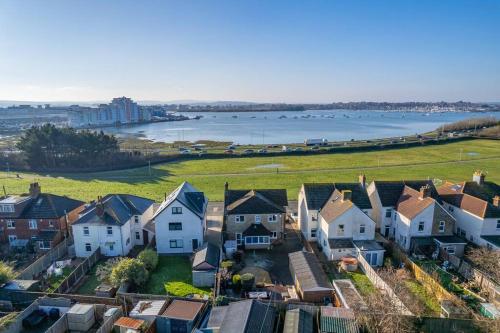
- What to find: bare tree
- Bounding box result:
[466,247,500,283]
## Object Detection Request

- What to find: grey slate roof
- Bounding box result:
[218,299,276,333]
[353,240,384,251]
[283,308,313,333]
[225,189,288,215]
[153,182,207,219]
[481,235,500,248]
[0,193,83,219]
[288,251,333,291]
[74,194,154,226]
[434,235,467,244]
[302,182,371,212]
[243,223,273,237]
[192,243,220,270]
[373,180,439,207]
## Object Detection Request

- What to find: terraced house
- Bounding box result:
[224,183,288,250]
[438,171,500,250]
[0,183,84,252]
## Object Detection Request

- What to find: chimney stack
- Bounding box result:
[473,170,485,186]
[493,195,500,208]
[29,182,41,198]
[359,174,366,188]
[419,184,432,200]
[224,182,229,193]
[341,190,352,202]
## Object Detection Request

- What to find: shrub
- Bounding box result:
[221,260,234,271]
[0,262,15,285]
[232,274,241,286]
[96,258,122,284]
[240,273,255,291]
[137,249,159,271]
[110,258,148,287]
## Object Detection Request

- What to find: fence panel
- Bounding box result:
[356,254,412,315]
[53,247,101,294]
[16,238,72,280]
[46,313,69,333]
[96,307,123,333]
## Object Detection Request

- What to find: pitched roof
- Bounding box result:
[114,317,145,330]
[481,235,500,248]
[225,189,287,214]
[302,183,335,210]
[373,180,438,207]
[395,186,434,220]
[162,300,204,321]
[74,194,154,226]
[243,223,273,237]
[438,181,500,218]
[218,300,276,333]
[319,189,354,222]
[288,251,333,291]
[320,307,358,333]
[283,308,314,333]
[333,183,372,209]
[192,243,220,270]
[153,182,207,219]
[0,193,83,219]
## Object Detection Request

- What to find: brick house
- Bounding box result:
[223,183,288,250]
[0,183,84,252]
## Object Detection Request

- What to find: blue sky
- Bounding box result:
[0,0,499,102]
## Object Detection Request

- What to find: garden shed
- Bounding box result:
[192,243,220,287]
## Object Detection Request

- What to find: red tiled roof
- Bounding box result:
[396,186,434,219]
[438,182,498,218]
[114,317,145,330]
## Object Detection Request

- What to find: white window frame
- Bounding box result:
[135,231,140,240]
[0,205,14,213]
[311,228,317,238]
[271,231,277,239]
[169,222,182,231]
[134,216,139,224]
[338,224,345,236]
[268,215,278,223]
[235,215,245,223]
[244,236,270,244]
[438,221,445,233]
[172,207,183,215]
[255,215,261,224]
[496,220,500,230]
[8,235,17,244]
[85,243,92,252]
[48,220,54,228]
[107,226,113,235]
[418,221,425,232]
[359,224,366,234]
[6,220,15,229]
[38,240,51,250]
[83,226,90,236]
[170,239,184,248]
[29,219,37,230]
[235,233,242,245]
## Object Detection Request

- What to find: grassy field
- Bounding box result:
[0,139,498,202]
[141,256,210,296]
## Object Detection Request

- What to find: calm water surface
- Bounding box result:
[105,110,498,144]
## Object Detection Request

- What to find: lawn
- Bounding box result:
[404,280,441,316]
[141,256,210,297]
[46,267,73,293]
[0,139,499,202]
[75,263,103,295]
[346,270,377,297]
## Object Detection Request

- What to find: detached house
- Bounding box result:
[224,183,287,250]
[438,171,500,250]
[72,194,155,257]
[152,182,208,254]
[299,176,384,266]
[0,183,84,252]
[394,184,465,255]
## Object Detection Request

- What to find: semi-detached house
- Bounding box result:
[71,194,155,257]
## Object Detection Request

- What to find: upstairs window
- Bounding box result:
[107,226,113,235]
[338,224,345,236]
[359,224,366,234]
[268,215,278,222]
[0,205,14,213]
[255,215,261,224]
[169,222,182,231]
[439,221,445,233]
[496,220,500,230]
[418,221,425,232]
[385,209,392,218]
[85,243,92,252]
[134,216,139,224]
[172,207,182,215]
[7,220,15,229]
[83,226,89,236]
[235,215,245,223]
[29,219,37,230]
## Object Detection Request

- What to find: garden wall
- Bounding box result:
[52,247,101,294]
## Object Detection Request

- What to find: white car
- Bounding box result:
[180,149,191,154]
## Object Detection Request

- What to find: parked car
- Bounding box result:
[243,149,254,155]
[293,147,303,152]
[224,149,234,154]
[227,145,236,150]
[311,145,319,150]
[180,149,191,154]
[258,149,267,154]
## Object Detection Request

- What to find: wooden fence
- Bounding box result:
[51,247,101,294]
[16,237,72,280]
[356,253,413,315]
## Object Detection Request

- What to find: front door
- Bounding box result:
[192,239,199,250]
[370,253,378,266]
[384,226,390,238]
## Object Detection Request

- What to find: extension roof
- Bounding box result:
[243,223,273,237]
[438,181,500,218]
[225,189,287,215]
[218,299,276,333]
[0,193,83,219]
[74,194,154,226]
[283,308,314,333]
[288,251,333,291]
[153,182,207,219]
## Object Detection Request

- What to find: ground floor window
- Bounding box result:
[85,243,92,252]
[135,231,140,240]
[245,236,270,244]
[109,243,114,251]
[235,233,242,245]
[271,231,277,239]
[445,246,455,254]
[170,239,184,248]
[8,235,17,243]
[38,241,51,250]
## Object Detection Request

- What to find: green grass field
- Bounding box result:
[0,139,498,202]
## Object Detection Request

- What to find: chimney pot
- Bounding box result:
[29,182,41,198]
[359,174,366,188]
[473,170,485,186]
[493,196,500,208]
[419,184,431,199]
[224,182,229,192]
[341,190,352,202]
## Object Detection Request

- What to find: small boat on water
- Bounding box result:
[232,115,238,118]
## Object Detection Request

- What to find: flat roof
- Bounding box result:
[162,300,204,321]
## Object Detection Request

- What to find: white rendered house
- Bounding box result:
[72,194,155,257]
[152,182,208,254]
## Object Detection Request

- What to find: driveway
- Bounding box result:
[206,201,224,246]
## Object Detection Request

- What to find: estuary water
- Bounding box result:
[104,110,498,144]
